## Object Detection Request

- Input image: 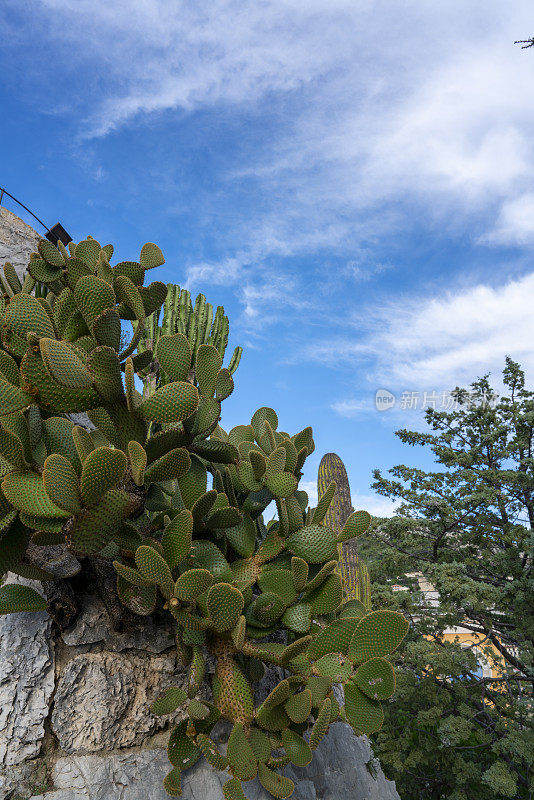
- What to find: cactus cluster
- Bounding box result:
[139,283,242,397]
[0,236,408,799]
[318,453,372,608]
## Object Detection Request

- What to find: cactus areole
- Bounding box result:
[0,236,408,799]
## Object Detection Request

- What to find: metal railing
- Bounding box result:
[0,186,72,245]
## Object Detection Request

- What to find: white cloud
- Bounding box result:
[185,257,245,288]
[374,273,534,387]
[26,0,362,137]
[185,250,309,329]
[6,0,534,262]
[351,493,399,519]
[481,193,534,245]
[331,398,373,418]
[305,271,534,390]
[298,480,318,509]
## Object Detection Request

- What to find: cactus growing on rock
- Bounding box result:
[0,236,408,799]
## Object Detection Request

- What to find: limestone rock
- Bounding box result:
[0,757,50,800]
[30,750,174,800]
[27,543,81,580]
[284,722,401,800]
[0,575,54,769]
[51,652,186,753]
[0,206,41,280]
[30,722,400,800]
[61,594,174,653]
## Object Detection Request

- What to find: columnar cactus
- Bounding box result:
[139,283,242,396]
[318,453,372,609]
[0,237,408,799]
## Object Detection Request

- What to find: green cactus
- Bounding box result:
[0,236,408,800]
[318,452,372,608]
[138,283,242,399]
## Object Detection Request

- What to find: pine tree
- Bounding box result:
[363,358,534,800]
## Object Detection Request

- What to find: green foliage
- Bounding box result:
[0,236,407,800]
[364,360,534,800]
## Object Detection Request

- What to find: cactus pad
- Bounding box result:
[310,697,332,749]
[40,338,93,389]
[227,723,258,780]
[196,734,228,771]
[140,242,165,269]
[67,489,133,554]
[151,687,187,715]
[338,509,372,543]
[167,720,201,770]
[0,238,406,800]
[354,656,396,700]
[145,448,191,483]
[162,510,193,567]
[80,446,127,507]
[222,777,247,800]
[135,545,174,598]
[3,470,70,518]
[258,763,294,799]
[348,610,409,664]
[207,582,244,632]
[138,381,199,423]
[344,681,384,735]
[0,583,47,614]
[287,524,338,564]
[43,454,82,514]
[156,334,191,382]
[284,688,312,724]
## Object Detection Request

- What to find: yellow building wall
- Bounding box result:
[440,630,506,679]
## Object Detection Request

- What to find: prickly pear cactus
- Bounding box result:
[318,453,372,609]
[0,237,408,800]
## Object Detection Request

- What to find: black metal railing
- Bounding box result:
[0,186,72,246]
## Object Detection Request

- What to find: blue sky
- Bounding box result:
[1,1,534,515]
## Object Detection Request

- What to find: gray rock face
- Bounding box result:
[26,544,81,580]
[285,722,400,800]
[0,576,54,770]
[51,651,185,753]
[0,206,41,280]
[31,751,174,800]
[61,594,174,653]
[30,723,400,800]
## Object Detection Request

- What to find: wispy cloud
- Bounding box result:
[371,272,534,387]
[185,253,309,329]
[5,0,534,264]
[481,193,534,245]
[307,271,534,390]
[331,398,373,418]
[15,0,359,137]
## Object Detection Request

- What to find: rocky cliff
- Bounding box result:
[0,578,400,800]
[0,206,41,281]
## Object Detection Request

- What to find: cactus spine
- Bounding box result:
[139,283,242,396]
[317,453,372,609]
